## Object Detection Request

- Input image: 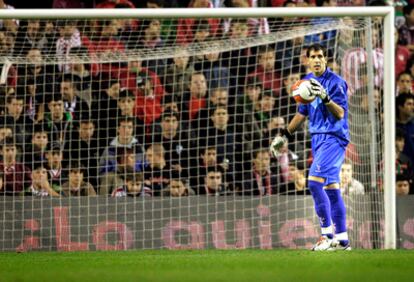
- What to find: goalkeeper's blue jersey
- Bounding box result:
[298,68,350,144]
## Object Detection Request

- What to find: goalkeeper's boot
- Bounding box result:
[311,236,333,251]
[327,240,352,251]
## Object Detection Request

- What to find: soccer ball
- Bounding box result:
[291,79,315,104]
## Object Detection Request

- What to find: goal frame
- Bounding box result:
[0,6,396,249]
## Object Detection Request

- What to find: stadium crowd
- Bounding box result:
[0,0,412,197]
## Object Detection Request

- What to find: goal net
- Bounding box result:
[0,8,392,251]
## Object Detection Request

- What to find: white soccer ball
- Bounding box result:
[291,79,316,104]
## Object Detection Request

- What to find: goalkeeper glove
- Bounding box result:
[310,78,331,104]
[270,128,292,158]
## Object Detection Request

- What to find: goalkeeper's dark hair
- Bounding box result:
[306,43,327,58]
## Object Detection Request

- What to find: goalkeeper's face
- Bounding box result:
[307,50,327,77]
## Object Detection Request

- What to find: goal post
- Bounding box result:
[0,7,395,250]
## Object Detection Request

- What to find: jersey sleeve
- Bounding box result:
[298,103,308,116]
[328,79,348,110]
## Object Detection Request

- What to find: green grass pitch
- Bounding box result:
[0,250,413,282]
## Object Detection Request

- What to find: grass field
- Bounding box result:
[1,250,413,282]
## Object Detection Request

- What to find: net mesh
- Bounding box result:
[0,14,385,251]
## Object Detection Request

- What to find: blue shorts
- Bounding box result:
[309,134,347,185]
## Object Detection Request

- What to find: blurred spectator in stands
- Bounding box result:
[4,93,33,144]
[59,74,91,121]
[176,1,220,45]
[194,87,230,130]
[199,165,232,195]
[396,128,414,183]
[0,137,31,195]
[0,171,3,194]
[398,5,414,53]
[241,148,278,195]
[396,93,414,165]
[99,117,144,172]
[189,144,234,192]
[92,78,120,147]
[117,89,145,144]
[341,28,383,95]
[96,0,135,8]
[163,177,195,197]
[0,0,18,33]
[17,78,45,123]
[143,143,175,196]
[61,162,96,197]
[13,20,51,56]
[223,0,269,35]
[280,162,309,195]
[164,47,194,100]
[67,46,93,100]
[65,119,99,187]
[146,0,177,44]
[24,123,49,165]
[56,20,81,72]
[112,172,152,197]
[235,76,262,121]
[100,147,143,195]
[133,72,164,128]
[182,71,209,122]
[136,19,167,75]
[339,160,365,195]
[395,26,411,78]
[249,45,281,96]
[153,110,190,175]
[0,121,13,147]
[44,93,73,145]
[275,31,305,73]
[45,142,66,194]
[396,173,411,196]
[396,72,413,95]
[277,70,301,122]
[24,162,59,197]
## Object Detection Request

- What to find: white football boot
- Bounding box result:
[327,240,352,251]
[311,236,333,251]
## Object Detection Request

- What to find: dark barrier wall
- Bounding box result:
[1,195,411,251]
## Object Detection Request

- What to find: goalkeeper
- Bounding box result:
[271,43,350,251]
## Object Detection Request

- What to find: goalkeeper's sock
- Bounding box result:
[326,188,349,246]
[308,180,333,239]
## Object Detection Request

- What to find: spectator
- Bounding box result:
[23,123,49,165]
[398,5,414,53]
[99,117,145,173]
[146,0,177,44]
[163,47,194,99]
[13,20,50,56]
[55,20,82,72]
[67,46,93,94]
[61,162,96,197]
[152,110,190,175]
[0,0,18,33]
[99,147,142,195]
[59,74,91,121]
[235,76,262,119]
[199,165,232,195]
[45,142,66,194]
[249,45,281,96]
[24,162,59,197]
[111,172,152,197]
[280,163,309,195]
[277,69,301,122]
[396,72,413,95]
[241,148,278,195]
[117,89,145,144]
[163,178,195,197]
[4,93,33,144]
[395,27,411,78]
[0,122,13,145]
[143,143,175,196]
[44,93,73,145]
[396,128,414,183]
[396,173,411,196]
[176,1,220,45]
[396,93,414,165]
[0,137,31,195]
[339,160,365,195]
[64,119,99,187]
[194,87,230,130]
[182,71,209,122]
